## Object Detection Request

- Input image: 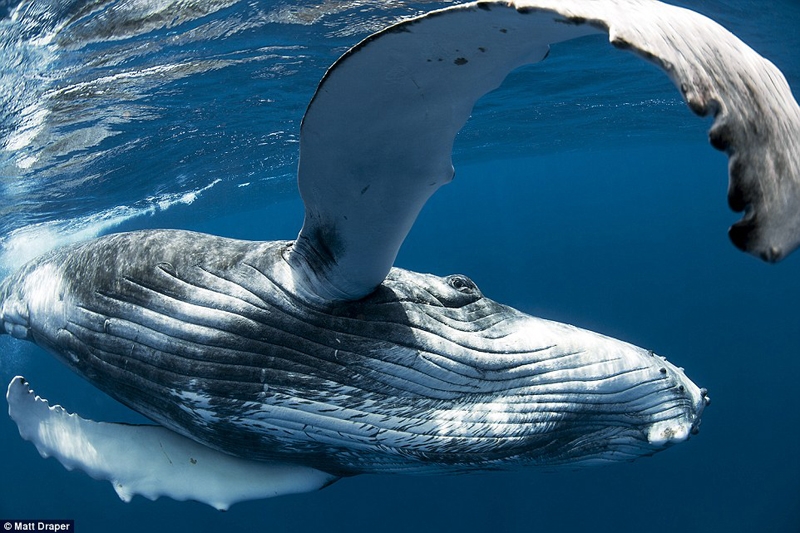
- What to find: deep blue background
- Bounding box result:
[3,144,799,532]
[1,1,799,531]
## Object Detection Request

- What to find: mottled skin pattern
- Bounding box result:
[1,230,706,475]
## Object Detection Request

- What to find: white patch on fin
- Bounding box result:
[6,376,339,510]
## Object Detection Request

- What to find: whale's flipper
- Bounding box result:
[291,0,800,301]
[6,377,339,510]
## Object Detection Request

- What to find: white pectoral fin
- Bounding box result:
[292,4,598,301]
[6,377,339,510]
[527,0,800,261]
[293,0,800,302]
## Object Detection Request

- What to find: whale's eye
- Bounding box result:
[447,274,477,293]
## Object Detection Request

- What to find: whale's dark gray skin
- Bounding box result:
[2,0,799,509]
[1,230,707,476]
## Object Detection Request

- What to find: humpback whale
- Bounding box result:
[2,0,798,510]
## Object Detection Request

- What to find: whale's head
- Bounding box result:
[347,269,710,471]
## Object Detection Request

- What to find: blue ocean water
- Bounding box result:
[1,0,799,531]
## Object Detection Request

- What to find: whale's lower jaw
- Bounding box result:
[0,229,707,475]
[127,363,704,476]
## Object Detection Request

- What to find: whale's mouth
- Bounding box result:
[535,349,711,467]
[646,384,710,447]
